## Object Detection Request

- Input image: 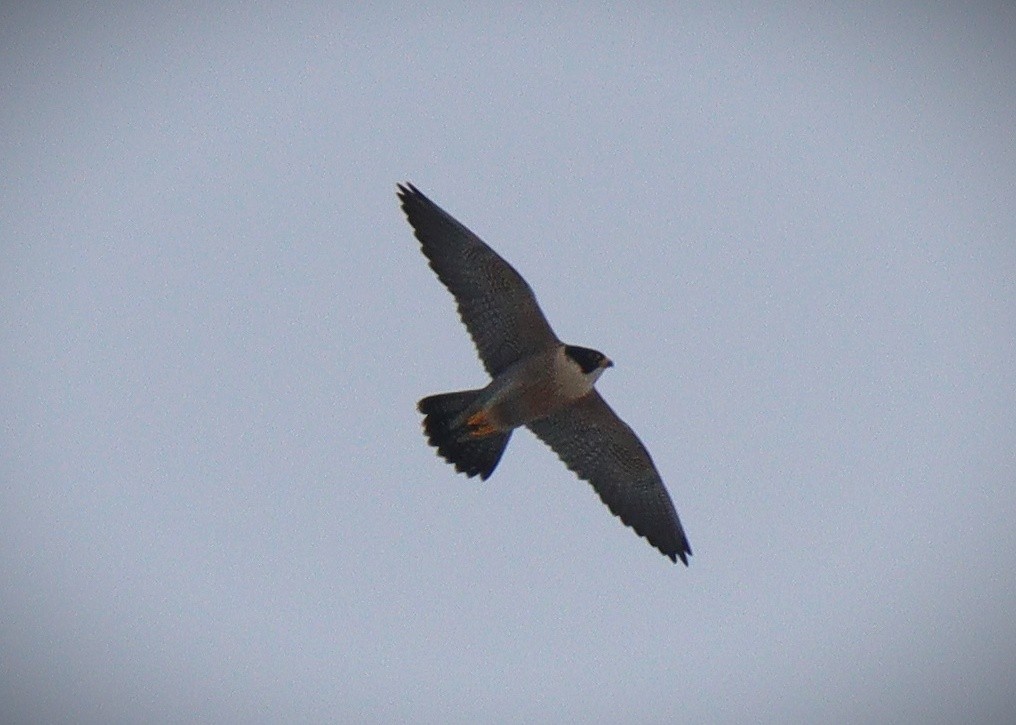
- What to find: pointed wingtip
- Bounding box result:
[665,542,692,566]
[676,540,692,566]
[396,181,421,199]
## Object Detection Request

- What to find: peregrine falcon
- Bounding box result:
[398,183,692,565]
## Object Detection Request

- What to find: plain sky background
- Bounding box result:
[3,2,1014,722]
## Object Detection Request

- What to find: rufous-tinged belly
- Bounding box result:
[491,379,575,428]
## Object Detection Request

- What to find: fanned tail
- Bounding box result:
[418,391,511,480]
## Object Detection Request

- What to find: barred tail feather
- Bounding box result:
[418,391,511,480]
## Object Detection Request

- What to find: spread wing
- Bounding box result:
[527,391,692,564]
[398,183,559,376]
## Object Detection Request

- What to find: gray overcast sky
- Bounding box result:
[3,2,1014,722]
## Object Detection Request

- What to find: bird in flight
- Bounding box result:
[398,183,691,565]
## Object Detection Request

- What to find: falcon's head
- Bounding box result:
[564,345,613,380]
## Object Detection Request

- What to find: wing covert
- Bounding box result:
[527,391,692,564]
[398,183,559,376]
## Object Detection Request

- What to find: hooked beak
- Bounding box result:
[604,358,614,369]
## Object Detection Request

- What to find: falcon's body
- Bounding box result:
[450,345,607,432]
[398,183,692,565]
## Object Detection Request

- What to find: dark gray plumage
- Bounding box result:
[528,391,690,564]
[399,183,692,565]
[398,182,558,377]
